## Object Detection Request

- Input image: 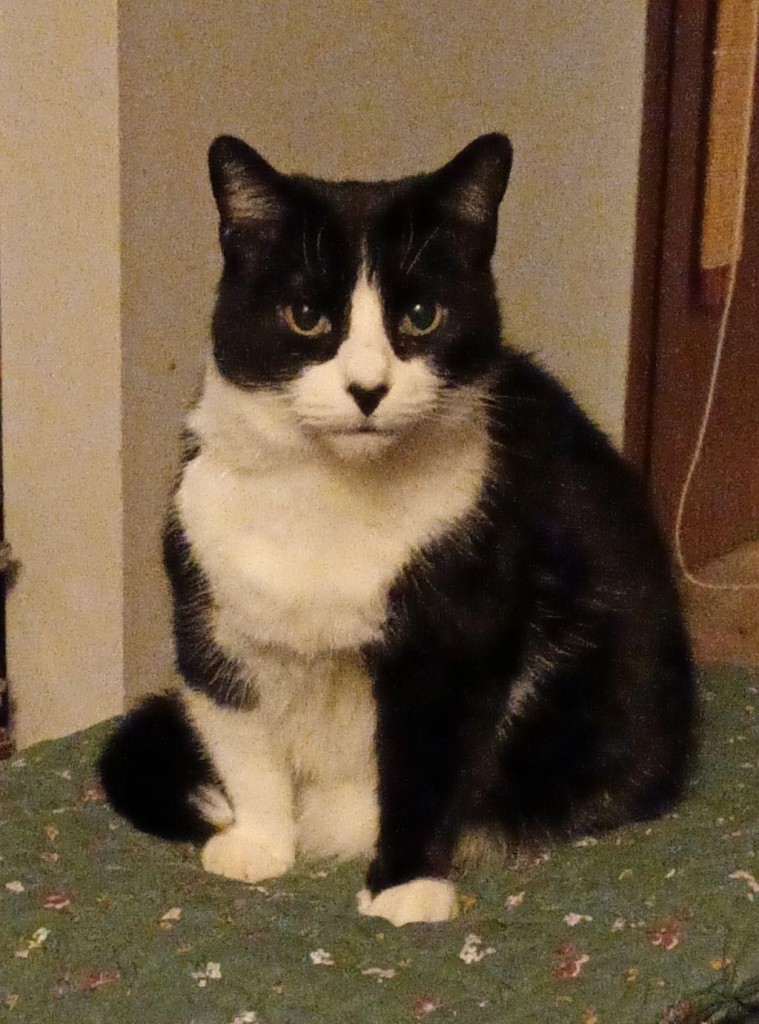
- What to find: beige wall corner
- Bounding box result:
[0,1,124,746]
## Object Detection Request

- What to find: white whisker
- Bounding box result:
[315,220,327,274]
[302,221,313,276]
[404,225,441,276]
[401,210,415,273]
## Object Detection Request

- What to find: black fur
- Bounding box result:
[98,692,220,842]
[366,353,694,892]
[162,511,255,709]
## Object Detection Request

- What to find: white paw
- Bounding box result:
[356,878,459,927]
[201,824,294,884]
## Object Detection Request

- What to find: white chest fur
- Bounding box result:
[177,383,490,658]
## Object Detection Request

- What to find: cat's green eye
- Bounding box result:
[399,302,443,337]
[281,303,332,337]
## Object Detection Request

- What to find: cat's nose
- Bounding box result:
[347,383,389,417]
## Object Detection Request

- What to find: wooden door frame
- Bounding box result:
[626,0,759,566]
[624,0,678,476]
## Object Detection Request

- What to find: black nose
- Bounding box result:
[347,383,389,417]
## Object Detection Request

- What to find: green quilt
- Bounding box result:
[1,666,758,1023]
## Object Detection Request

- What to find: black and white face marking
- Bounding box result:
[208,134,512,461]
[288,263,446,460]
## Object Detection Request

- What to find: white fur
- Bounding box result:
[189,785,235,829]
[298,780,378,860]
[357,879,459,926]
[181,376,488,655]
[336,271,393,392]
[178,270,491,890]
[202,825,293,884]
[183,646,379,878]
[287,270,442,462]
[185,690,296,882]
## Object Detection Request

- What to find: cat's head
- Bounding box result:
[208,134,512,461]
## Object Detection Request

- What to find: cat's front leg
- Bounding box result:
[185,692,296,884]
[357,833,460,927]
[356,671,465,926]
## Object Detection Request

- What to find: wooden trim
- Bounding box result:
[624,0,678,474]
[699,263,730,306]
[698,0,759,305]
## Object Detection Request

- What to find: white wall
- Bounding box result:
[0,1,124,745]
[1,0,647,740]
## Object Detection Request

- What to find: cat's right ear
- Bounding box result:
[435,134,513,229]
[208,136,288,227]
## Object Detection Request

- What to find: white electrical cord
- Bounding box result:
[673,10,759,591]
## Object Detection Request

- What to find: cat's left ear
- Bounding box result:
[434,133,513,230]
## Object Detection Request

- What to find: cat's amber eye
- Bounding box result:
[281,303,332,337]
[399,302,444,337]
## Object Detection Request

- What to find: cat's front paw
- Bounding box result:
[201,825,294,884]
[357,879,459,927]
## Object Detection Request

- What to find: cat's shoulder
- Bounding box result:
[487,348,626,468]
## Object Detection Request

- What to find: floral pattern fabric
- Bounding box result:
[1,666,758,1023]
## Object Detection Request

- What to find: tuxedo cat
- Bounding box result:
[99,133,695,927]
